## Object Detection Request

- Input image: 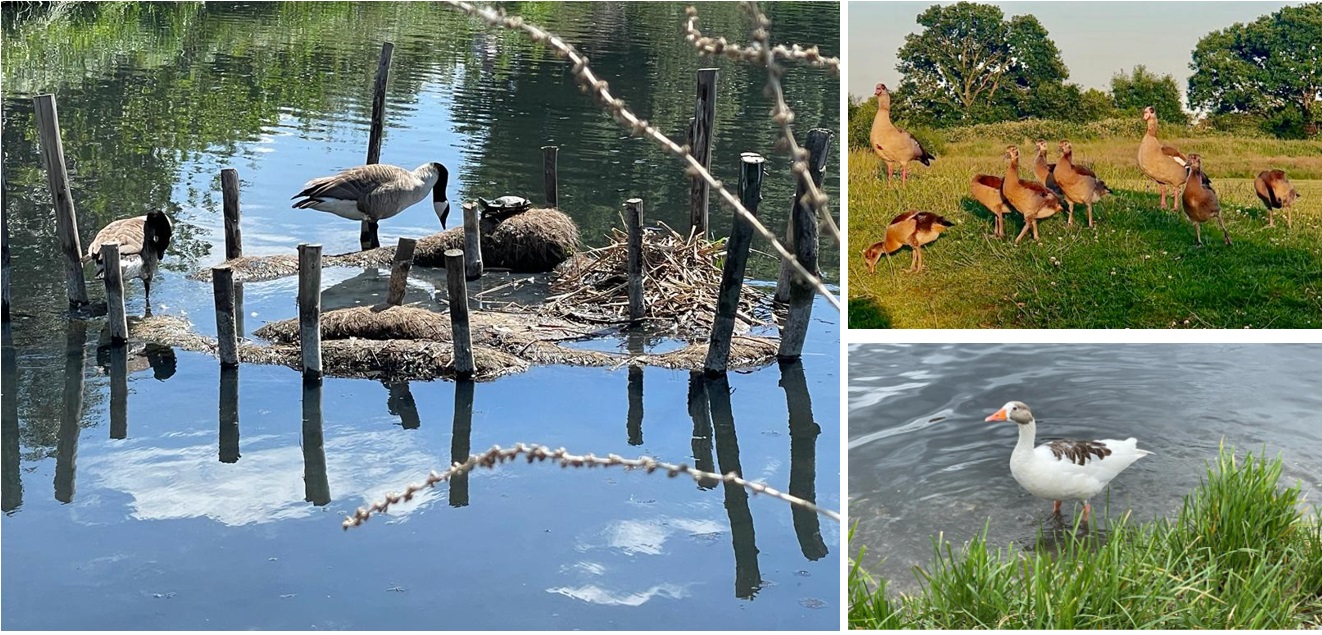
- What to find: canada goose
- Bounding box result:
[869,83,935,184]
[1137,106,1195,211]
[1181,154,1230,246]
[862,210,954,273]
[292,162,450,248]
[83,210,173,303]
[1001,145,1064,244]
[1254,170,1300,228]
[1054,140,1111,228]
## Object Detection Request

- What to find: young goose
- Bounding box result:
[869,83,935,184]
[862,210,954,273]
[970,174,1012,238]
[84,210,173,303]
[1001,145,1063,244]
[985,401,1152,523]
[1032,139,1062,196]
[292,162,450,248]
[1137,106,1193,211]
[1181,154,1231,246]
[1254,169,1300,228]
[1054,140,1111,228]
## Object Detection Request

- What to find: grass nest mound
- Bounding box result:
[544,223,773,338]
[414,207,580,272]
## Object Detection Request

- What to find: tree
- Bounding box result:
[894,2,1069,126]
[1112,65,1188,125]
[1188,3,1322,138]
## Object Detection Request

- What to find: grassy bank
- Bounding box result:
[847,133,1322,328]
[849,447,1322,629]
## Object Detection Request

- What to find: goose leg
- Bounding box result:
[1194,221,1204,246]
[1031,218,1040,241]
[1082,502,1091,524]
[901,164,909,184]
[1268,209,1276,228]
[1287,208,1292,229]
[915,245,924,272]
[1066,201,1075,227]
[1014,220,1031,244]
[1217,215,1232,245]
[1086,202,1095,228]
[360,219,380,251]
[1052,500,1062,516]
[905,247,919,273]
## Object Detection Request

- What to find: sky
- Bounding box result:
[846,1,1304,103]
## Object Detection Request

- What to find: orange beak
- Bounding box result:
[985,408,1008,422]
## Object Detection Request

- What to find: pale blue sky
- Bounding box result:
[846,1,1304,105]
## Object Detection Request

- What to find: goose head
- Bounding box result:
[985,400,1033,425]
[1034,139,1048,155]
[1058,139,1073,156]
[430,162,451,228]
[875,83,891,110]
[1004,145,1020,163]
[1142,106,1155,122]
[144,210,173,260]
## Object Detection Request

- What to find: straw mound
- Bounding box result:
[189,250,394,283]
[643,337,780,370]
[254,305,451,344]
[544,224,773,338]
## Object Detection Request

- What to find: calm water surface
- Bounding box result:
[0,2,841,629]
[848,343,1322,595]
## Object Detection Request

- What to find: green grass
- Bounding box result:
[849,446,1322,629]
[847,135,1322,328]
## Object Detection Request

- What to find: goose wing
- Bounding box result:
[86,216,147,261]
[294,164,413,205]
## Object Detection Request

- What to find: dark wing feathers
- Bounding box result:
[1046,439,1113,466]
[293,164,411,204]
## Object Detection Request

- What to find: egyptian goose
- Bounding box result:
[1033,139,1062,196]
[970,175,1012,238]
[869,83,935,184]
[83,210,173,304]
[1137,106,1194,211]
[862,210,954,273]
[1181,154,1231,246]
[1001,145,1064,244]
[292,162,451,249]
[1054,140,1112,228]
[1254,170,1300,228]
[986,401,1152,523]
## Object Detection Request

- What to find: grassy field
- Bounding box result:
[848,133,1322,328]
[849,447,1322,629]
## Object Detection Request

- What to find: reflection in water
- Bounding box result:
[55,320,87,503]
[626,331,644,446]
[301,381,330,506]
[234,282,245,338]
[450,380,475,508]
[686,372,719,490]
[2,320,21,512]
[386,381,421,430]
[107,344,128,439]
[219,367,240,463]
[781,360,827,561]
[707,374,762,599]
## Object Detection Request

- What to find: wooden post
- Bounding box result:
[55,320,86,503]
[686,371,718,490]
[625,198,644,322]
[450,379,475,507]
[776,130,832,304]
[2,320,22,512]
[626,331,644,446]
[706,373,762,597]
[778,129,832,361]
[462,202,482,281]
[386,237,416,306]
[298,244,322,381]
[108,343,128,440]
[704,154,763,375]
[366,42,394,165]
[213,264,239,367]
[773,211,795,304]
[301,381,330,505]
[2,182,11,322]
[221,168,243,261]
[541,145,559,208]
[444,249,475,379]
[782,359,827,561]
[219,366,240,463]
[32,94,88,308]
[688,68,718,239]
[101,243,128,344]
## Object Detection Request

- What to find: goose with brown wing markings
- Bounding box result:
[1001,145,1064,244]
[292,162,450,249]
[862,210,954,274]
[84,210,173,305]
[1254,169,1300,229]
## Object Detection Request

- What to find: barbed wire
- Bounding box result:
[438,0,840,312]
[342,443,842,529]
[682,5,840,73]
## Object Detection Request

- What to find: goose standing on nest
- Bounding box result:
[292,162,450,249]
[1254,170,1300,228]
[970,175,1012,238]
[985,401,1152,523]
[1182,154,1231,246]
[1054,140,1111,228]
[1001,145,1063,244]
[84,210,173,305]
[1137,106,1195,211]
[862,210,954,273]
[869,83,935,184]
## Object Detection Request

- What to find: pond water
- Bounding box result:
[847,343,1322,596]
[0,2,841,630]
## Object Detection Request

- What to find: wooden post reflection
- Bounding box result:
[219,367,240,463]
[301,381,330,506]
[108,344,128,439]
[781,360,827,561]
[386,381,421,430]
[233,282,245,338]
[55,319,87,503]
[450,380,475,507]
[686,371,718,490]
[706,374,762,599]
[2,321,22,512]
[626,331,644,446]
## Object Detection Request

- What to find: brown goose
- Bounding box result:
[862,210,954,273]
[1137,106,1193,211]
[83,211,173,303]
[1033,139,1061,196]
[292,162,450,248]
[869,83,935,184]
[1001,145,1064,244]
[1254,170,1300,228]
[970,174,1012,238]
[1054,140,1111,228]
[1181,154,1231,246]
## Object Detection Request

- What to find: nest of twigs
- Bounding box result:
[544,223,773,339]
[414,207,580,272]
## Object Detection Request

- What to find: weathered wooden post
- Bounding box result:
[100,244,128,345]
[686,371,718,490]
[450,379,475,507]
[297,244,322,382]
[626,331,644,446]
[32,94,88,308]
[219,366,240,463]
[778,129,832,361]
[386,237,416,306]
[704,154,763,375]
[108,343,128,440]
[444,249,475,379]
[301,381,330,505]
[55,320,87,503]
[541,145,559,208]
[782,358,827,561]
[706,373,762,598]
[625,198,645,323]
[1,321,19,512]
[212,264,239,367]
[775,129,833,304]
[221,168,243,261]
[462,202,482,281]
[687,68,718,239]
[2,184,11,323]
[362,42,395,250]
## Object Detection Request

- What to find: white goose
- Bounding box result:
[985,401,1152,522]
[292,162,451,248]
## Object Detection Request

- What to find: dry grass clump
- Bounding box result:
[645,337,779,370]
[413,207,580,272]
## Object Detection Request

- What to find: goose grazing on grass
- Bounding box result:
[292,162,450,249]
[986,401,1152,523]
[862,210,954,273]
[84,210,173,304]
[1254,169,1300,228]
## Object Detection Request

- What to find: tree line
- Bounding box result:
[850,2,1320,139]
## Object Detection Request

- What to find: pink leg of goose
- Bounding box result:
[1052,500,1062,516]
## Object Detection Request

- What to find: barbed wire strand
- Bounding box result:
[438,0,840,312]
[343,443,842,530]
[681,5,841,73]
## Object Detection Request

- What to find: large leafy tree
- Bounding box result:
[894,2,1069,126]
[1112,65,1188,125]
[1187,3,1322,138]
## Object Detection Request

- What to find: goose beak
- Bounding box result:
[985,408,1009,422]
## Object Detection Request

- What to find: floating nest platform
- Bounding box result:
[190,207,580,283]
